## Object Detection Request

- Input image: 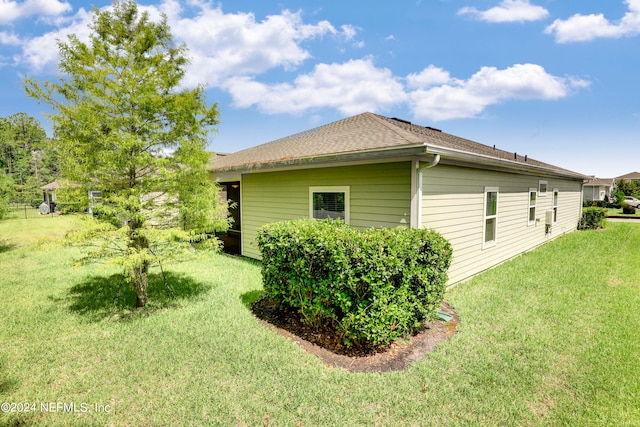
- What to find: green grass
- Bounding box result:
[606,207,640,217]
[1,215,639,426]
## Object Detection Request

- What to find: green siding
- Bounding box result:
[422,165,583,285]
[241,162,412,259]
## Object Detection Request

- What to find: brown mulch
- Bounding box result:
[251,297,459,373]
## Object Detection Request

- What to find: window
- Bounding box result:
[309,186,350,223]
[528,188,537,225]
[483,187,498,248]
[553,189,559,223]
[538,180,548,196]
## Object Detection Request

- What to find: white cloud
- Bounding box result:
[407,64,589,121]
[0,0,72,24]
[458,0,549,23]
[406,65,453,89]
[13,0,354,85]
[223,58,406,115]
[17,7,92,73]
[545,0,640,43]
[224,61,588,120]
[158,3,347,87]
[0,30,20,45]
[341,24,357,40]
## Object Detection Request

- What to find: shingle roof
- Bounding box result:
[40,180,80,190]
[616,172,640,180]
[585,178,614,186]
[212,112,587,179]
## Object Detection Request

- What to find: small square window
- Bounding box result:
[539,180,548,196]
[309,186,350,223]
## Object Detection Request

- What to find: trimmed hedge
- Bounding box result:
[578,207,607,230]
[256,219,452,347]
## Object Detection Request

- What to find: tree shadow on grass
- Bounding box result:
[57,271,213,322]
[240,289,265,310]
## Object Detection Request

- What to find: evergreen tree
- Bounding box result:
[25,0,227,307]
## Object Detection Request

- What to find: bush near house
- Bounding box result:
[583,199,612,208]
[256,219,452,348]
[579,207,607,230]
[622,204,636,214]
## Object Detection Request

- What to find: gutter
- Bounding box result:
[425,145,589,181]
[413,155,441,229]
[418,154,440,172]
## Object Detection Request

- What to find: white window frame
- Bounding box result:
[528,188,537,226]
[538,180,548,196]
[309,186,350,224]
[552,188,559,223]
[483,186,499,249]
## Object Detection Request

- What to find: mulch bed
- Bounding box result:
[251,297,459,373]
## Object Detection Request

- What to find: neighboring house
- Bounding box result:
[583,178,614,202]
[211,112,589,286]
[615,172,640,185]
[41,180,62,209]
[41,180,81,212]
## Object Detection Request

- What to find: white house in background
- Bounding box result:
[212,112,590,286]
[583,178,614,202]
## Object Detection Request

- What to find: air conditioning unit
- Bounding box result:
[545,210,554,225]
[545,210,553,234]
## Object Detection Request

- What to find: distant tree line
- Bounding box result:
[0,113,60,216]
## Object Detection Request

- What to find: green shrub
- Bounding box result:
[583,199,611,208]
[622,204,636,214]
[579,207,607,230]
[256,219,452,348]
[56,186,89,213]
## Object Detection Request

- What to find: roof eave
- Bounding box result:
[212,144,429,173]
[426,145,590,180]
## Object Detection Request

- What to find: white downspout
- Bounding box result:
[415,154,440,229]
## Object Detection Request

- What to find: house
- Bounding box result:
[583,178,614,202]
[40,180,81,212]
[41,180,62,210]
[41,180,103,214]
[615,172,640,185]
[211,112,589,286]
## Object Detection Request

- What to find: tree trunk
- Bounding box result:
[134,264,149,308]
[129,216,150,308]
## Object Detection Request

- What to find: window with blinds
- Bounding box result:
[309,186,350,223]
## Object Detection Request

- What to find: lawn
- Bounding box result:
[606,207,640,217]
[1,213,639,426]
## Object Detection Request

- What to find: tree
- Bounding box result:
[0,113,53,205]
[614,179,639,199]
[0,171,14,219]
[25,1,227,307]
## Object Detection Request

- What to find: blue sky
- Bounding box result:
[1,0,639,178]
